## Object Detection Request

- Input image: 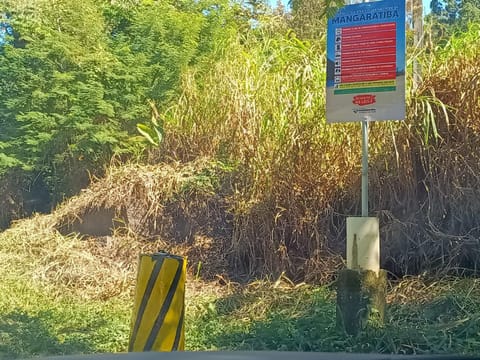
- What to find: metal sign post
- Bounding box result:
[343,1,371,217]
[361,119,368,217]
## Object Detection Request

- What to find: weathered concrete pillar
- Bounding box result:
[336,217,387,335]
[336,269,387,335]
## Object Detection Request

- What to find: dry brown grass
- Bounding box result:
[54,158,220,231]
[0,212,235,300]
[158,29,359,282]
[369,24,480,275]
[0,214,138,300]
[157,24,480,279]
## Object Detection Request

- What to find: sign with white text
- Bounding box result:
[326,0,406,122]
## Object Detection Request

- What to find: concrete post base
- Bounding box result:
[336,269,387,336]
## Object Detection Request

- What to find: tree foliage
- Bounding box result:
[428,0,480,37]
[0,0,244,212]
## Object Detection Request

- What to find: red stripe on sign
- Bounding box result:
[341,64,397,76]
[341,72,397,83]
[342,39,397,51]
[341,22,396,35]
[341,32,396,45]
[341,55,396,66]
[341,47,396,60]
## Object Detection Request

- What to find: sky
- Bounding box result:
[267,0,432,15]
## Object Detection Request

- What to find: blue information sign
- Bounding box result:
[326,0,406,122]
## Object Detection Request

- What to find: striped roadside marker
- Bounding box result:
[129,252,186,352]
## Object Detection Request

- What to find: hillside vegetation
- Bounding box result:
[0,0,479,282]
[0,0,480,357]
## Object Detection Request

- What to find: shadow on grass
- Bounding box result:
[0,310,95,359]
[187,286,347,352]
[187,283,480,355]
[211,287,347,352]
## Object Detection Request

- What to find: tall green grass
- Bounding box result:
[0,279,130,359]
[162,26,361,280]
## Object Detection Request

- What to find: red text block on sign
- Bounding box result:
[341,22,396,35]
[341,32,396,45]
[341,72,397,83]
[337,22,397,84]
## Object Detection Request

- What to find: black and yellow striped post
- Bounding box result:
[129,252,186,352]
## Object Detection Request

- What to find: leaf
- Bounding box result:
[0,153,21,168]
[137,123,160,146]
[154,125,164,144]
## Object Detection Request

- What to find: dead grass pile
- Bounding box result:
[0,158,236,299]
[54,158,225,234]
[0,214,135,300]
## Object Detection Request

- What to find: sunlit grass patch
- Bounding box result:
[0,279,130,359]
